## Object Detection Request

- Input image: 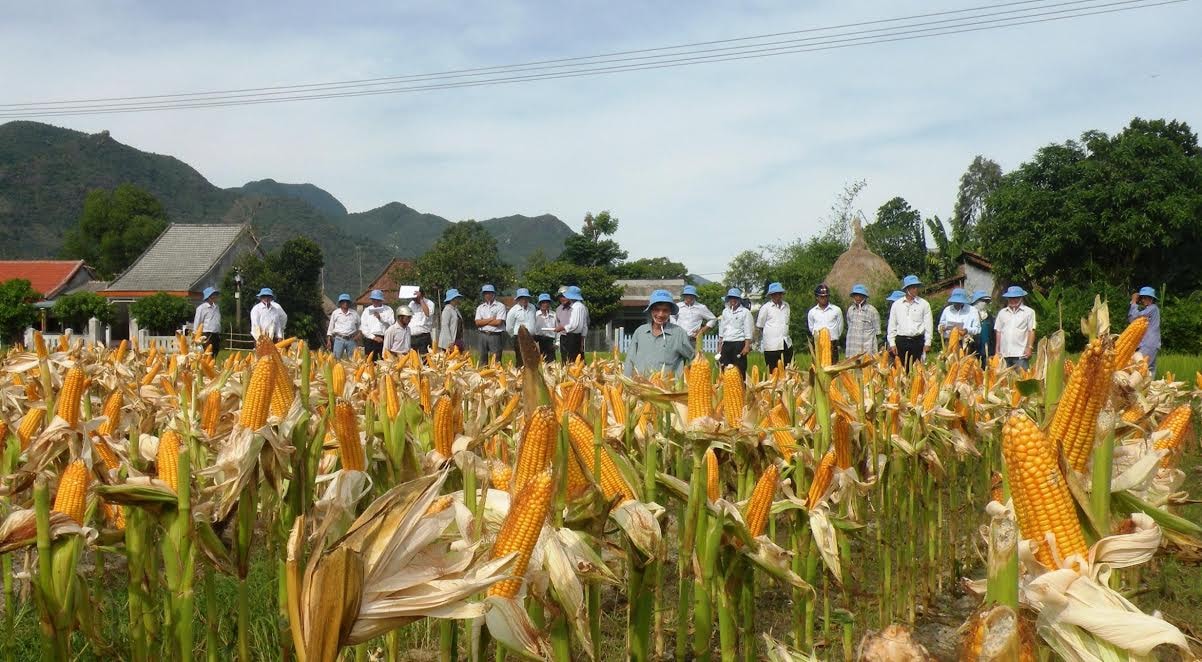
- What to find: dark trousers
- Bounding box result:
[411,333,432,355]
[536,336,556,362]
[560,333,584,363]
[763,345,794,372]
[895,335,924,370]
[363,338,383,361]
[478,332,503,365]
[202,332,221,355]
[718,341,747,378]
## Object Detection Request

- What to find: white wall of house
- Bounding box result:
[964,262,995,296]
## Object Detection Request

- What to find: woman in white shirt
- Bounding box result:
[937,288,981,353]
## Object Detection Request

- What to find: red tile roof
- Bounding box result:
[354,258,415,306]
[0,260,90,299]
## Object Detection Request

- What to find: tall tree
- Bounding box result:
[950,156,1002,252]
[865,197,927,278]
[820,179,868,245]
[980,118,1202,292]
[724,250,772,295]
[558,211,627,269]
[521,260,623,322]
[397,221,513,305]
[62,184,168,279]
[613,257,689,280]
[0,279,40,343]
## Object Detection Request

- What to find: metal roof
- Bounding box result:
[107,224,250,293]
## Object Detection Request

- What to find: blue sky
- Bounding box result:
[2,1,1200,277]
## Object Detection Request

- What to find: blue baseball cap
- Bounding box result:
[337,293,351,303]
[682,285,698,297]
[257,287,274,298]
[850,284,869,297]
[202,287,218,300]
[901,275,921,289]
[886,290,904,302]
[564,286,584,301]
[444,288,462,303]
[514,288,531,300]
[947,288,969,305]
[767,282,786,295]
[725,287,743,299]
[537,293,552,303]
[1002,286,1028,299]
[971,290,991,304]
[1137,286,1157,300]
[481,284,496,294]
[644,289,679,315]
[370,289,384,301]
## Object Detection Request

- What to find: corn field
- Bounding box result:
[0,297,1198,661]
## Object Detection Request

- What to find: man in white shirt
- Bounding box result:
[994,286,1037,369]
[475,284,507,365]
[505,288,538,368]
[408,288,434,356]
[886,275,933,369]
[937,288,981,353]
[250,287,287,342]
[326,293,360,359]
[674,285,716,339]
[718,287,754,378]
[757,281,793,371]
[192,287,222,354]
[555,286,589,363]
[533,293,558,363]
[360,289,395,361]
[806,282,842,363]
[383,305,413,356]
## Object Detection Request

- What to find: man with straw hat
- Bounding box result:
[886,275,932,369]
[326,293,360,359]
[505,288,537,368]
[937,287,980,353]
[438,289,465,352]
[718,287,754,378]
[1128,286,1162,374]
[624,289,695,376]
[383,304,414,356]
[844,284,881,357]
[534,293,558,363]
[994,285,1036,369]
[474,284,507,365]
[757,282,793,371]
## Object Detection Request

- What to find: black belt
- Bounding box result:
[411,332,431,338]
[481,331,503,335]
[898,334,924,340]
[332,334,354,339]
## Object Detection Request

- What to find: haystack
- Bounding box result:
[824,219,898,301]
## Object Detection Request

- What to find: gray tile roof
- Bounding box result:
[108,224,248,292]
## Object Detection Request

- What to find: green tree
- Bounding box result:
[521,260,623,323]
[724,250,772,295]
[613,257,689,280]
[220,237,326,344]
[0,279,40,343]
[558,211,627,269]
[981,118,1202,293]
[694,282,728,318]
[767,236,847,342]
[53,291,114,331]
[865,197,927,278]
[820,179,868,245]
[398,221,513,307]
[62,184,168,279]
[130,292,192,335]
[950,156,1003,252]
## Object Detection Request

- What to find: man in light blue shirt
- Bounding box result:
[624,290,695,376]
[1128,286,1161,374]
[505,288,538,368]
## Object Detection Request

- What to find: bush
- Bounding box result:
[0,279,40,343]
[131,293,193,335]
[52,291,114,331]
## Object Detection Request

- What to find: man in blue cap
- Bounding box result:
[757,282,793,370]
[971,290,994,365]
[475,284,507,365]
[534,293,558,362]
[192,287,222,354]
[937,288,981,352]
[361,289,395,361]
[1128,286,1161,374]
[718,287,754,377]
[886,275,932,369]
[995,286,1036,368]
[844,284,881,357]
[624,289,695,376]
[439,289,465,351]
[250,287,288,342]
[555,285,589,363]
[505,288,537,368]
[326,293,360,359]
[674,285,716,339]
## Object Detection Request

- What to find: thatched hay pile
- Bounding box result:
[824,219,898,301]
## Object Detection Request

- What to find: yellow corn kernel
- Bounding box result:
[56,366,86,427]
[18,408,46,450]
[491,462,513,492]
[202,391,221,436]
[418,371,431,414]
[424,494,455,517]
[513,406,556,495]
[112,339,128,364]
[686,358,712,422]
[1153,404,1191,469]
[53,460,89,524]
[908,370,925,406]
[93,437,121,471]
[488,471,553,598]
[721,365,744,427]
[239,357,275,429]
[704,448,720,502]
[383,375,400,419]
[566,412,634,504]
[331,362,347,396]
[1114,316,1148,369]
[95,390,124,437]
[141,358,162,387]
[1002,412,1088,567]
[833,414,852,470]
[767,407,797,460]
[433,396,456,458]
[743,463,779,538]
[563,380,587,415]
[946,327,962,355]
[157,430,181,493]
[33,331,47,359]
[1050,339,1114,473]
[815,328,832,368]
[334,402,365,472]
[806,450,836,510]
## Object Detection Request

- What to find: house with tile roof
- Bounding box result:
[354,258,415,307]
[0,260,99,301]
[103,224,261,301]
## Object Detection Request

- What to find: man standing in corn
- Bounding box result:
[844,284,881,357]
[673,284,717,339]
[474,284,507,365]
[438,289,465,351]
[192,287,221,354]
[383,304,414,355]
[250,287,287,342]
[886,275,932,369]
[757,281,793,370]
[718,287,753,378]
[360,289,395,361]
[1128,286,1161,375]
[325,293,360,360]
[504,288,537,368]
[624,289,695,376]
[556,285,589,363]
[937,288,980,352]
[806,283,842,364]
[994,286,1036,369]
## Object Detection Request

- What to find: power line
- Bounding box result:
[0,0,1186,118]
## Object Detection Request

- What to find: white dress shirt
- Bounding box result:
[995,305,1037,358]
[673,301,717,336]
[886,297,933,348]
[564,301,589,334]
[327,308,359,337]
[192,301,221,333]
[806,304,843,341]
[475,300,507,333]
[938,304,981,337]
[505,302,537,336]
[756,301,792,351]
[408,298,433,334]
[534,309,558,337]
[360,304,395,339]
[250,301,287,340]
[718,305,754,342]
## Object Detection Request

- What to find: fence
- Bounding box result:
[612,328,719,354]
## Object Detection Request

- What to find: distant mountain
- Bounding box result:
[0,120,575,294]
